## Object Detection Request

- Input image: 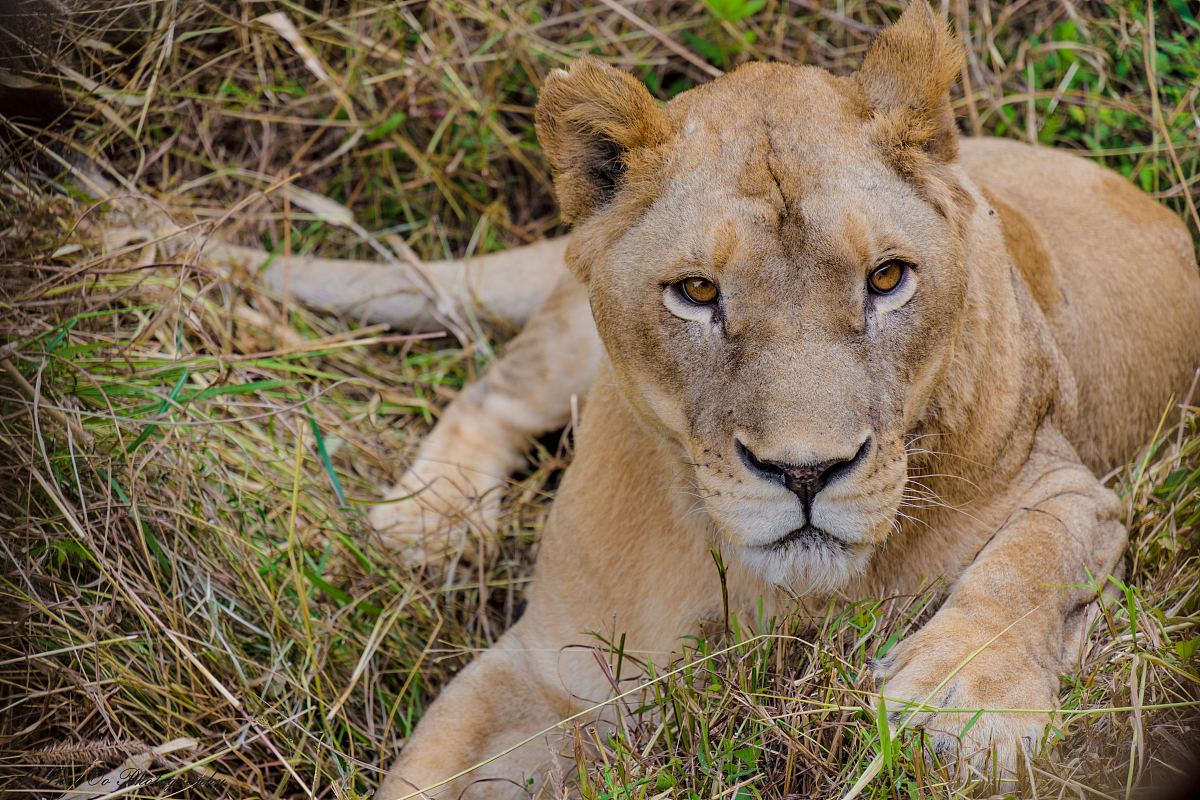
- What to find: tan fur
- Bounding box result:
[366,2,1200,795]
[368,274,598,557]
[101,213,566,332]
[535,59,673,225]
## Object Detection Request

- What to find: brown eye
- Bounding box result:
[868,261,907,295]
[678,277,719,305]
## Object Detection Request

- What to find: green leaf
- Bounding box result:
[733,745,759,766]
[704,0,765,22]
[144,529,170,574]
[1169,0,1198,29]
[1174,637,1200,661]
[682,31,726,67]
[304,567,382,615]
[125,368,189,454]
[875,693,893,769]
[308,407,348,507]
[1154,468,1191,498]
[959,708,986,737]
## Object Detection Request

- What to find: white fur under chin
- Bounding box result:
[733,537,871,595]
[699,478,890,595]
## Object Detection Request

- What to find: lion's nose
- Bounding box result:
[736,437,871,516]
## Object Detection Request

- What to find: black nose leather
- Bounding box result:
[736,438,870,516]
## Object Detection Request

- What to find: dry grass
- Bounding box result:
[1,1,1198,798]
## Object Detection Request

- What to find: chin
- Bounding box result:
[732,526,873,595]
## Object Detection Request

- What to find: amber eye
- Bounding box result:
[677,277,720,305]
[867,261,907,295]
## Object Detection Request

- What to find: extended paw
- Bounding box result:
[368,463,505,565]
[874,613,1059,786]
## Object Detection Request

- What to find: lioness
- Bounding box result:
[359,1,1200,796]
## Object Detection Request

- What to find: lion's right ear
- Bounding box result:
[535,58,669,224]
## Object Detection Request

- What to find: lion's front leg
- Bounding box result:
[375,376,720,798]
[370,273,599,562]
[877,424,1127,784]
[375,620,594,800]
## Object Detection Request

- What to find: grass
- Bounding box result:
[1,1,1198,798]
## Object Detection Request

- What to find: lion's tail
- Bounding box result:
[210,236,567,333]
[95,172,568,335]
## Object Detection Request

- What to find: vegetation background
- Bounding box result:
[1,0,1198,797]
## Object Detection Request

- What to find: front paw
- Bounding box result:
[874,610,1059,786]
[368,464,504,565]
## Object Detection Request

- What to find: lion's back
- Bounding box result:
[961,137,1200,473]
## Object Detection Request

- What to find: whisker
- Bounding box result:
[904,431,949,446]
[906,472,983,492]
[903,448,989,469]
[894,508,930,529]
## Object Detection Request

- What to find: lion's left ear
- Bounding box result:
[855,0,963,162]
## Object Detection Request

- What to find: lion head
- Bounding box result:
[535,1,977,592]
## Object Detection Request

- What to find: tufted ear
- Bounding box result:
[856,0,963,162]
[535,57,670,224]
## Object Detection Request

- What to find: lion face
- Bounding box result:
[536,2,970,592]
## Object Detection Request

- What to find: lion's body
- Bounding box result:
[361,6,1200,797]
[961,138,1200,474]
[375,131,1198,797]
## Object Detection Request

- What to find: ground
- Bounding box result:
[1,1,1198,798]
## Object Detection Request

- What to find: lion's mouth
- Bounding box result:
[760,524,847,553]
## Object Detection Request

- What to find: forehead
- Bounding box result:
[651,64,923,253]
[668,64,882,176]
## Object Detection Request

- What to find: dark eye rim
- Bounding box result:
[867,259,912,296]
[673,276,720,306]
